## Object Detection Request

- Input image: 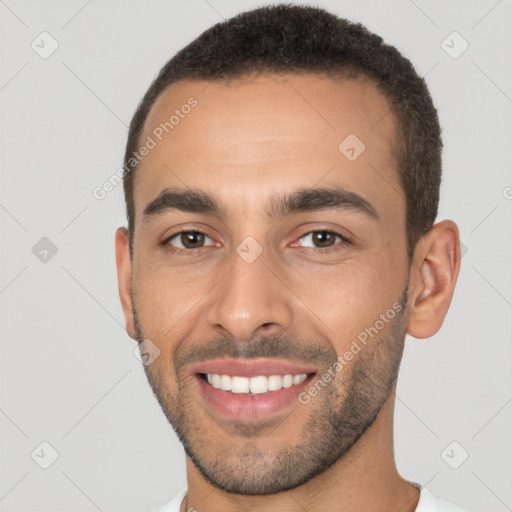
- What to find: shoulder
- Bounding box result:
[416,488,471,512]
[150,486,470,512]
[151,488,187,512]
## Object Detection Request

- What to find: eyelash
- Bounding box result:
[160,229,351,256]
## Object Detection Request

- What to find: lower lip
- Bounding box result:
[195,374,315,422]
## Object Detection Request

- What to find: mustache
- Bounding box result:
[174,334,338,372]
[173,287,409,373]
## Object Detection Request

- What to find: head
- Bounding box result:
[116,4,460,496]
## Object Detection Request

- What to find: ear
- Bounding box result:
[406,220,461,339]
[115,227,137,340]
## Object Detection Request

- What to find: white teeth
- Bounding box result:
[219,374,231,391]
[282,374,294,388]
[293,374,307,385]
[211,374,221,389]
[204,373,309,394]
[231,376,249,394]
[249,376,268,394]
[267,375,283,391]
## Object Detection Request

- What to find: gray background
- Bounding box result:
[0,0,511,511]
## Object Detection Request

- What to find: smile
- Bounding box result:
[201,372,311,395]
[190,358,318,421]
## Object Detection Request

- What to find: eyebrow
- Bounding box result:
[142,185,379,222]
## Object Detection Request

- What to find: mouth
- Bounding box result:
[199,372,314,395]
[191,358,318,422]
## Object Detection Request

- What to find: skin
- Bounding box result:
[115,73,461,512]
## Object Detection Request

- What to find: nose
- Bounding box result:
[206,245,293,341]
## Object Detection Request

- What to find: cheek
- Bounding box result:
[132,264,215,343]
[293,257,404,350]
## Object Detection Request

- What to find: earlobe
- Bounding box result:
[406,220,461,339]
[115,227,137,340]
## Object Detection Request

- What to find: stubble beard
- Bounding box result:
[133,286,409,495]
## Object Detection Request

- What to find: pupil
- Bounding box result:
[315,231,333,247]
[183,232,204,248]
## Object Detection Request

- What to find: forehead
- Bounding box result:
[134,72,402,222]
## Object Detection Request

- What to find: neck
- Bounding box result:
[181,390,420,512]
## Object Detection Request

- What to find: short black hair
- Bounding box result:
[123,3,442,260]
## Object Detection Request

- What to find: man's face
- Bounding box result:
[126,73,410,494]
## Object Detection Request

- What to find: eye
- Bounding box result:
[163,230,215,251]
[160,228,350,256]
[296,230,349,250]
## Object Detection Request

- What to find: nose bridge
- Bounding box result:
[207,237,293,340]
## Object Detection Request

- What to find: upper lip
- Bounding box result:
[190,357,318,378]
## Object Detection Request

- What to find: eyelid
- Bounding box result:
[162,228,215,248]
[290,229,351,249]
[299,228,350,242]
[161,227,351,256]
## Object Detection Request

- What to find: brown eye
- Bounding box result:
[298,230,345,249]
[180,231,205,249]
[165,230,214,250]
